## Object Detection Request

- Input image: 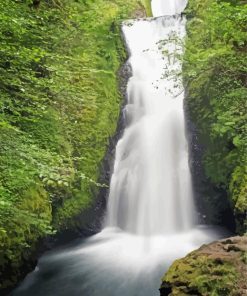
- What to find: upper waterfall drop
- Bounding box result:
[151,0,188,17]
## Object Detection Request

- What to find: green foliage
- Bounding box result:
[0,0,145,289]
[141,0,152,16]
[184,0,247,231]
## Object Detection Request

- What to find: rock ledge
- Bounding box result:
[160,236,247,296]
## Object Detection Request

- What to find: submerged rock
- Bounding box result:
[160,236,247,296]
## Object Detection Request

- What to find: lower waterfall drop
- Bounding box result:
[107,15,195,236]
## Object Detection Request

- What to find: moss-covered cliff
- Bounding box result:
[160,236,247,296]
[183,0,247,232]
[0,0,147,291]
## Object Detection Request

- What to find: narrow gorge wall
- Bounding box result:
[0,0,147,293]
[183,0,247,233]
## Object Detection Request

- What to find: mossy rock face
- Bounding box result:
[0,0,149,293]
[160,236,247,296]
[183,0,247,232]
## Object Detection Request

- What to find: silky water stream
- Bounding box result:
[13,1,227,295]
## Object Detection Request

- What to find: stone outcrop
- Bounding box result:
[160,236,247,296]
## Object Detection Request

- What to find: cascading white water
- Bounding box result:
[107,13,195,236]
[14,1,227,296]
[152,0,188,16]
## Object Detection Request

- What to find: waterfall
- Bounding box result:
[13,1,226,295]
[106,9,195,236]
[151,0,188,16]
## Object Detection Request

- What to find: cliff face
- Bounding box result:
[0,0,148,293]
[160,236,247,296]
[183,0,247,232]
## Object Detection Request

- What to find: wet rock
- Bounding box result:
[160,236,247,296]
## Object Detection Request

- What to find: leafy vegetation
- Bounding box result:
[183,0,247,232]
[0,0,146,290]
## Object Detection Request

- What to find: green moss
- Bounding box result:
[0,0,144,290]
[162,237,247,295]
[163,253,239,295]
[141,0,152,16]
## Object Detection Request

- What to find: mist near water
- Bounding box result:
[13,1,228,295]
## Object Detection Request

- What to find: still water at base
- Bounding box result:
[14,226,228,296]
